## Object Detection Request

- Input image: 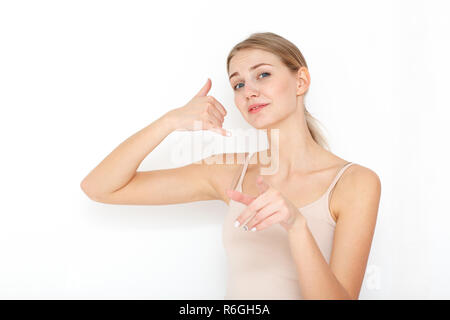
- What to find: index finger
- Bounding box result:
[235,189,273,228]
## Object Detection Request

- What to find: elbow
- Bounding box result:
[80,178,92,197]
[80,178,102,202]
[80,178,117,204]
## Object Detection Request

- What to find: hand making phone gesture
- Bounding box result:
[168,78,231,137]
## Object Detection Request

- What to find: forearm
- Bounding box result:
[288,218,353,300]
[81,112,176,196]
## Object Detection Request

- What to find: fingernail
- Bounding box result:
[251,227,256,232]
[234,220,240,228]
[226,131,232,137]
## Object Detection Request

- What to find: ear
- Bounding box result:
[296,66,310,96]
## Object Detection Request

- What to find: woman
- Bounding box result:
[81,32,381,300]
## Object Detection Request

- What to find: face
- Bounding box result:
[228,48,309,129]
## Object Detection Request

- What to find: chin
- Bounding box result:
[249,118,279,130]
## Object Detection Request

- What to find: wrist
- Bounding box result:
[160,110,178,132]
[287,214,307,235]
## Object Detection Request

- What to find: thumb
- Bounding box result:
[194,78,212,97]
[256,175,271,195]
[226,189,256,206]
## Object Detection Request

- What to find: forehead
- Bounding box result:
[229,49,280,74]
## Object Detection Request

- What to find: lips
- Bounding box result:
[248,103,269,112]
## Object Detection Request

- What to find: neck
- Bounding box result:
[259,105,327,179]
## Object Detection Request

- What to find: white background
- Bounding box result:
[0,0,449,299]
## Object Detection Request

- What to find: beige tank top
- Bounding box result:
[222,151,355,299]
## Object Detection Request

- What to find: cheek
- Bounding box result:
[272,79,297,106]
[261,82,280,104]
[274,78,295,95]
[235,96,247,113]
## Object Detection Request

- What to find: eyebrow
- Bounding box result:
[229,63,273,80]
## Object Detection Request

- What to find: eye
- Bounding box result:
[233,72,271,91]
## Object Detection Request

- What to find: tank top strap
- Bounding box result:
[325,162,355,195]
[235,151,255,192]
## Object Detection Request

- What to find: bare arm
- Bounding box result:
[288,165,381,299]
[86,152,246,205]
[80,78,233,205]
[80,113,177,200]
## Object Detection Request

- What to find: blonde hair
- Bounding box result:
[227,32,331,151]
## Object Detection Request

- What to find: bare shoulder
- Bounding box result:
[202,152,250,206]
[332,163,382,221]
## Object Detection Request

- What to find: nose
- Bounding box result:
[244,80,259,98]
